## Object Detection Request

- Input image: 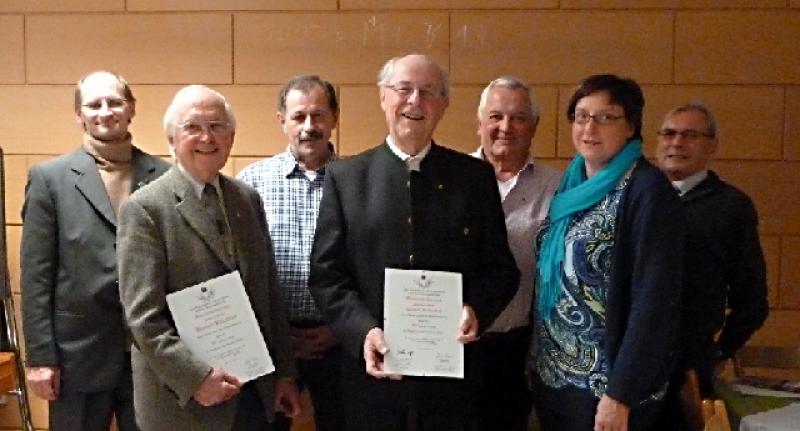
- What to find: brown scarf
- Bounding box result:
[81,134,133,218]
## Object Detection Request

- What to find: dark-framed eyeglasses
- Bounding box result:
[657,129,714,139]
[571,110,625,125]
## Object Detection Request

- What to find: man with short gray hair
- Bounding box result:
[655,102,768,395]
[471,76,561,431]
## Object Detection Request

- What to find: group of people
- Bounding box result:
[19,53,768,431]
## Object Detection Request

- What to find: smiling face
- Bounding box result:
[379,55,449,153]
[656,109,718,181]
[279,86,336,170]
[571,91,634,177]
[477,86,537,166]
[75,72,135,142]
[168,90,234,184]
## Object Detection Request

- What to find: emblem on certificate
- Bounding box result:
[166,270,275,382]
[383,268,464,378]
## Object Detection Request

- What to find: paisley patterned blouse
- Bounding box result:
[530,174,630,399]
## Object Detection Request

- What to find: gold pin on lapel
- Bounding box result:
[463,227,470,236]
[437,183,444,190]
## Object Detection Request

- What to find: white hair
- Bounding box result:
[477,75,539,120]
[162,85,237,136]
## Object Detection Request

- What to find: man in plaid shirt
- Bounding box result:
[237,75,342,431]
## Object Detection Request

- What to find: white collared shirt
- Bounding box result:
[672,169,709,196]
[385,135,432,171]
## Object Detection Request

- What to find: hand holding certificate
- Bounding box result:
[383,268,464,378]
[166,271,274,383]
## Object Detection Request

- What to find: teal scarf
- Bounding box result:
[535,140,643,319]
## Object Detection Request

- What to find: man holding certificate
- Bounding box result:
[309,54,519,431]
[117,85,300,431]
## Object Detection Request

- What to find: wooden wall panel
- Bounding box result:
[127,0,335,11]
[762,236,781,308]
[0,0,123,12]
[561,0,787,8]
[4,155,30,227]
[340,0,556,9]
[26,14,232,84]
[675,11,800,84]
[234,13,449,85]
[0,86,80,155]
[714,161,800,236]
[337,86,386,155]
[749,309,800,346]
[786,86,800,161]
[0,16,25,84]
[450,11,673,85]
[779,236,800,309]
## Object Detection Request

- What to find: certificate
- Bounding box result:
[166,271,274,382]
[383,268,463,378]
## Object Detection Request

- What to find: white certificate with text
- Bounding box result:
[166,271,274,382]
[383,268,463,378]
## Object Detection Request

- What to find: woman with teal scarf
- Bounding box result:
[528,75,685,431]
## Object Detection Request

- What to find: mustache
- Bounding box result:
[298,130,324,141]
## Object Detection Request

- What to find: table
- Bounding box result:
[715,380,799,430]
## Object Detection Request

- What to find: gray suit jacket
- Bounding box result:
[21,146,169,393]
[117,167,296,431]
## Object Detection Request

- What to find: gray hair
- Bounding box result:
[662,101,718,138]
[376,54,450,98]
[477,75,539,120]
[162,85,237,136]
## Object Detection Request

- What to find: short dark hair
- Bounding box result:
[566,74,644,140]
[74,71,135,112]
[277,75,339,120]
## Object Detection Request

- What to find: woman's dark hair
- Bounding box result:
[566,74,644,140]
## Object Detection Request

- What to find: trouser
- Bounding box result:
[273,328,345,431]
[49,355,137,431]
[475,326,533,431]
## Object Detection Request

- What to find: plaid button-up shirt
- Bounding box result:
[237,146,335,323]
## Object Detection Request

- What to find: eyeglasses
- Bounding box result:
[383,83,443,100]
[81,98,128,112]
[571,110,625,125]
[177,121,231,136]
[657,129,714,139]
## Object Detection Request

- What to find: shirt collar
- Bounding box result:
[279,143,337,178]
[471,147,535,174]
[177,162,221,200]
[386,135,432,171]
[672,169,709,196]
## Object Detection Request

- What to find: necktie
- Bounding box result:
[201,184,235,261]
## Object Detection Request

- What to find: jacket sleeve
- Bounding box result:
[308,168,380,360]
[20,165,59,366]
[117,198,211,407]
[605,170,685,407]
[464,163,520,332]
[717,195,768,357]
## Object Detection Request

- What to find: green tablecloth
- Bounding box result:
[715,379,796,430]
